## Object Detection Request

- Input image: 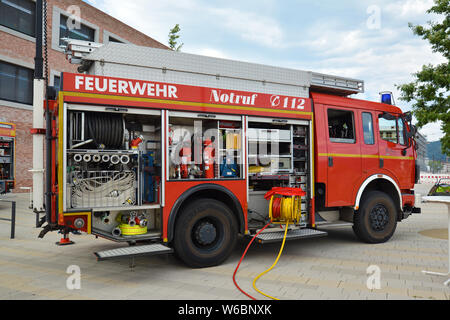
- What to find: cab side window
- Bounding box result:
[362,112,375,145]
[398,118,405,145]
[327,109,355,143]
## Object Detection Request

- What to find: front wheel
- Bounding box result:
[173,198,238,268]
[353,191,398,243]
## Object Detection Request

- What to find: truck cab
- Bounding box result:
[313,92,418,243]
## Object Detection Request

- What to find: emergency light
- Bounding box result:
[380,91,395,105]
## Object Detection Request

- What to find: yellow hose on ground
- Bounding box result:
[252,221,290,300]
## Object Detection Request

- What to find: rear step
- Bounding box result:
[95,243,173,261]
[251,228,328,244]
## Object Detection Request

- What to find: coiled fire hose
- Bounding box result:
[233,187,306,300]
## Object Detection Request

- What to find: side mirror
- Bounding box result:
[403,112,412,123]
[381,112,396,121]
[405,125,418,149]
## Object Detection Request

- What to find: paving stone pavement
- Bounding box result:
[0,184,449,300]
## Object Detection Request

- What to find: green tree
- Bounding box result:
[168,24,184,51]
[429,160,443,173]
[398,0,449,156]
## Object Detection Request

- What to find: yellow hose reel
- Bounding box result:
[265,187,306,224]
[268,195,302,224]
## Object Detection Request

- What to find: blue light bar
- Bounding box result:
[380,92,395,105]
[381,94,392,105]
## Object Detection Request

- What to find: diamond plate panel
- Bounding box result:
[95,244,173,260]
[255,228,328,244]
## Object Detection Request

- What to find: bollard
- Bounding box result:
[0,200,16,239]
[10,201,15,239]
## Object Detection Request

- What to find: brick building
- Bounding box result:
[0,0,167,192]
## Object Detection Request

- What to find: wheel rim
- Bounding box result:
[369,204,390,232]
[191,217,223,250]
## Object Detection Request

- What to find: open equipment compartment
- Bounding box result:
[247,117,311,229]
[167,111,244,181]
[64,104,163,241]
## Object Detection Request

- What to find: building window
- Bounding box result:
[59,14,95,46]
[108,36,123,43]
[0,60,33,105]
[0,0,36,37]
[362,112,375,145]
[327,109,355,143]
[53,74,61,93]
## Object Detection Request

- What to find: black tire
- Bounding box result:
[173,198,238,268]
[353,191,398,243]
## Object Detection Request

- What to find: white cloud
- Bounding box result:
[85,0,198,44]
[191,47,230,59]
[207,8,284,48]
[420,122,444,142]
[85,0,285,48]
[385,0,434,17]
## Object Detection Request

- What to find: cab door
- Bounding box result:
[377,113,414,189]
[325,106,362,207]
[359,111,379,179]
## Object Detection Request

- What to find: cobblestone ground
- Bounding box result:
[0,184,448,300]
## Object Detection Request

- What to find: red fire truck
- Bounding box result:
[34,42,420,267]
[0,122,15,194]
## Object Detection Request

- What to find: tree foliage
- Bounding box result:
[168,24,184,51]
[429,160,443,173]
[398,0,450,156]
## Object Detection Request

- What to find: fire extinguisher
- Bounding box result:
[180,147,191,179]
[203,139,215,179]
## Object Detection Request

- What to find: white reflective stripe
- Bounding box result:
[354,174,402,210]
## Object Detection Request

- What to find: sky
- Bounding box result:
[84,0,446,142]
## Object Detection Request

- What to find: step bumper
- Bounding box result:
[252,228,328,244]
[95,243,173,261]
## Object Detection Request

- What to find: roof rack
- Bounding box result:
[311,72,364,96]
[63,39,364,97]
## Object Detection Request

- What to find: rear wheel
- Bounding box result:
[173,198,238,268]
[353,191,398,243]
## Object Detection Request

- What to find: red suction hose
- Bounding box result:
[233,221,272,300]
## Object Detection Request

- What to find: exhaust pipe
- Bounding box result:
[102,154,110,163]
[112,228,121,237]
